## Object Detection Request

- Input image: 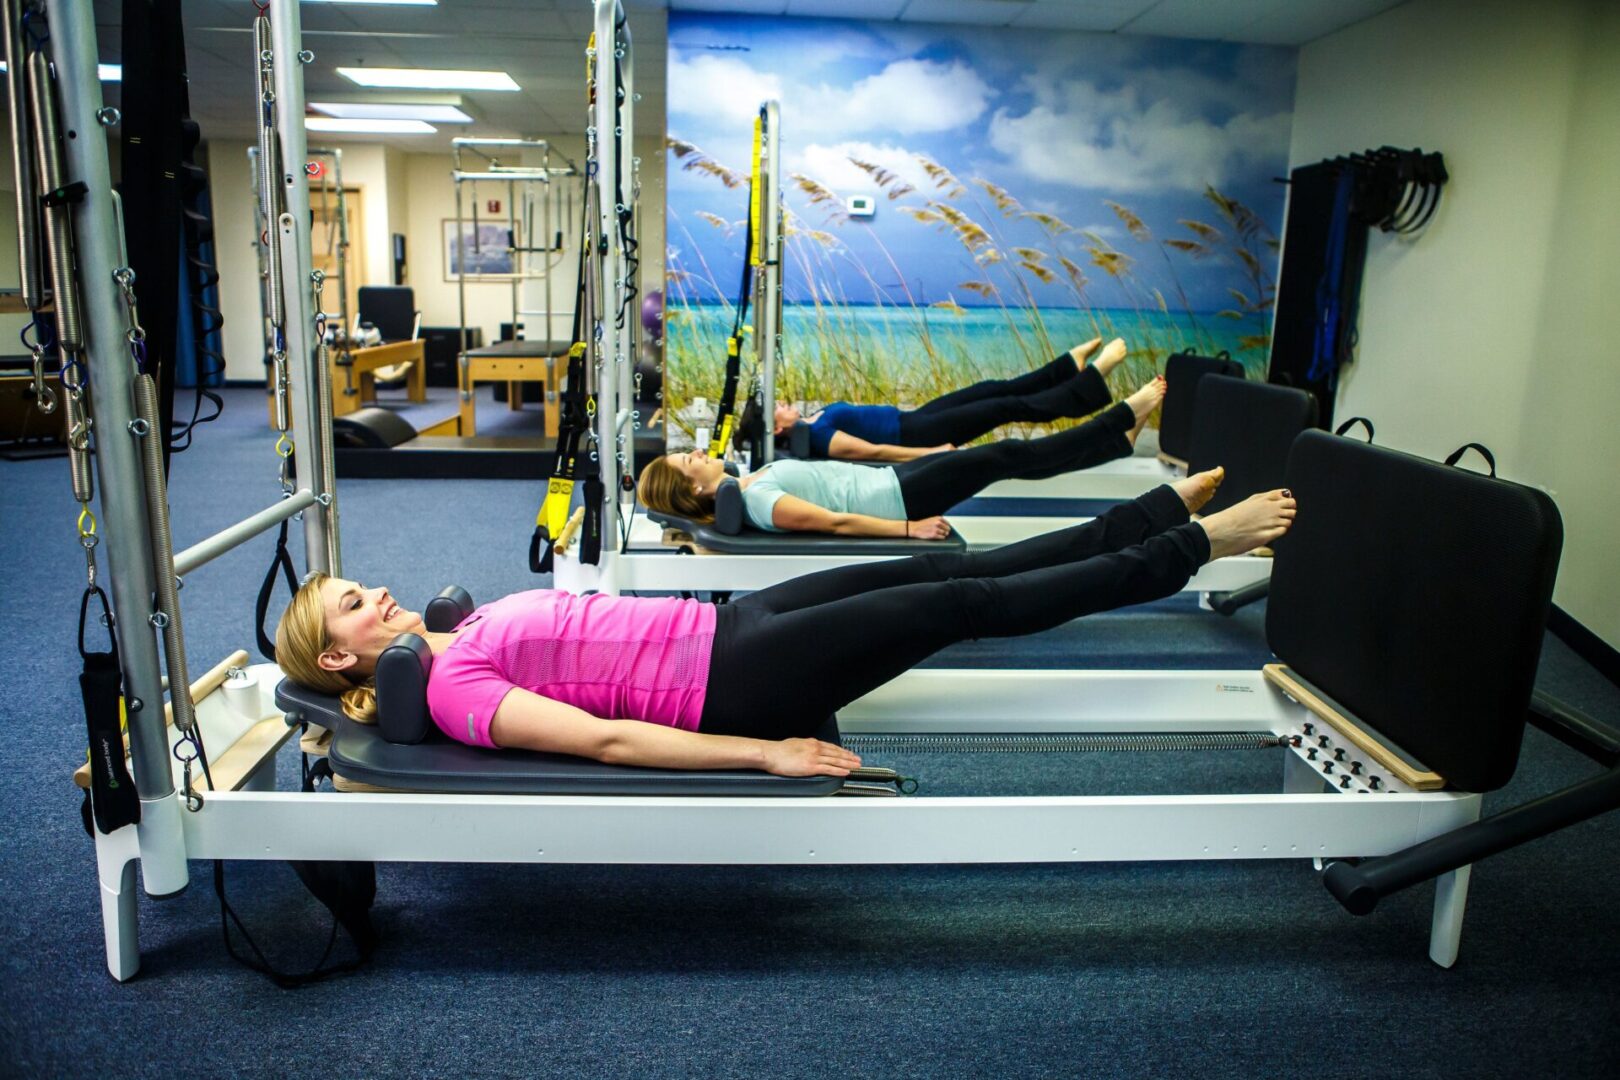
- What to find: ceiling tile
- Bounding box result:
[1008,0,1159,32]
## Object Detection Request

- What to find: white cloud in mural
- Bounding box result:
[667,51,784,124]
[987,79,1291,194]
[792,141,935,197]
[794,59,994,137]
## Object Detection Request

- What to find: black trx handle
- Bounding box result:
[254,517,299,661]
[1334,416,1375,442]
[79,585,139,836]
[1444,442,1496,477]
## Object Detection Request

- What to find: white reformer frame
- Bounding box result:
[68,0,1478,984]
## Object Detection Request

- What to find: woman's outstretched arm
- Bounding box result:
[770,493,952,539]
[826,431,950,462]
[489,687,861,777]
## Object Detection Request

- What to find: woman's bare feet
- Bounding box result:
[1068,336,1103,371]
[1172,467,1224,514]
[1197,489,1297,560]
[1122,375,1167,445]
[1092,337,1128,378]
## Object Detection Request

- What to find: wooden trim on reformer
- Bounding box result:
[1157,451,1189,470]
[1264,664,1445,790]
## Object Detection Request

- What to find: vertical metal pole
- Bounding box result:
[46,0,188,898]
[593,0,623,547]
[543,147,553,351]
[455,160,470,401]
[508,177,519,338]
[268,0,331,575]
[759,100,781,464]
[616,9,634,483]
[2,0,42,310]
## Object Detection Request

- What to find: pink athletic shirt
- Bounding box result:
[425,589,717,748]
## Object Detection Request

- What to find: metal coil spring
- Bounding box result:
[840,732,1284,755]
[134,373,195,734]
[27,50,82,351]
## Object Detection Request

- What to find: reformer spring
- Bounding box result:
[839,732,1288,755]
[27,48,83,352]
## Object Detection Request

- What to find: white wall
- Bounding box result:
[207,140,264,382]
[1290,0,1620,647]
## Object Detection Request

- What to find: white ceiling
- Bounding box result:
[88,0,1409,149]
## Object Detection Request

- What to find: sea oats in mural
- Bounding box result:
[664,12,1294,443]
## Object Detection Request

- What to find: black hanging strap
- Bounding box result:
[79,585,139,836]
[255,516,299,661]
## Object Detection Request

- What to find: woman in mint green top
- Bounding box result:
[640,376,1165,538]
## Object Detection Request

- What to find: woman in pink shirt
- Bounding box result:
[275,473,1294,779]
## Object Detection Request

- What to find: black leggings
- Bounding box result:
[893,401,1136,518]
[698,485,1205,739]
[894,354,1113,447]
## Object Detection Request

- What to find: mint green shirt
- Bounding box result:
[741,459,908,532]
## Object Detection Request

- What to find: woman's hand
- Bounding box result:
[907,516,953,540]
[759,737,863,778]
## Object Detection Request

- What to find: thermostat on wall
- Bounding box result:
[846,195,876,218]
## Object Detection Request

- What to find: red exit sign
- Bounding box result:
[486,199,501,213]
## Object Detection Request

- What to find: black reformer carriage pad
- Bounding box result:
[1267,431,1562,792]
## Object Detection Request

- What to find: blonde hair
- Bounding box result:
[274,572,379,724]
[637,455,716,523]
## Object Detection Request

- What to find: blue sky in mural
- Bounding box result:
[666,13,1296,312]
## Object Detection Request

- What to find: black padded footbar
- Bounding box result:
[1158,352,1245,461]
[1187,377,1317,514]
[1267,431,1563,792]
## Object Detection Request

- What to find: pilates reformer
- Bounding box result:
[36,0,1620,988]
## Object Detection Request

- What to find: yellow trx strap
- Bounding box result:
[748,113,764,268]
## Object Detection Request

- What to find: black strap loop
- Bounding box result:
[1334,416,1375,442]
[255,518,300,661]
[78,585,115,659]
[1444,442,1496,476]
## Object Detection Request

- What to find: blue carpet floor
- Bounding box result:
[1,388,1616,1078]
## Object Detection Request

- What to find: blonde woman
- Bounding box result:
[643,375,1165,539]
[275,472,1295,777]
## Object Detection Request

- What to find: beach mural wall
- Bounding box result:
[664,13,1297,444]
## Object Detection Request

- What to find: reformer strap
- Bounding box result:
[78,584,139,835]
[531,222,595,574]
[707,111,764,459]
[254,516,299,661]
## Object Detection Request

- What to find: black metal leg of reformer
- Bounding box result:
[1206,578,1270,616]
[1325,767,1620,915]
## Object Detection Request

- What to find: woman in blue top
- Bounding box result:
[641,374,1165,538]
[769,337,1127,461]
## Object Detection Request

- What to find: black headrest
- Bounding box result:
[713,477,745,535]
[1268,431,1563,792]
[1159,351,1245,460]
[788,421,812,459]
[1187,377,1317,514]
[425,585,475,632]
[375,633,435,744]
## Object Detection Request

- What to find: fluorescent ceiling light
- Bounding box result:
[0,61,119,81]
[305,117,436,134]
[304,1,438,5]
[337,67,520,92]
[309,102,472,123]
